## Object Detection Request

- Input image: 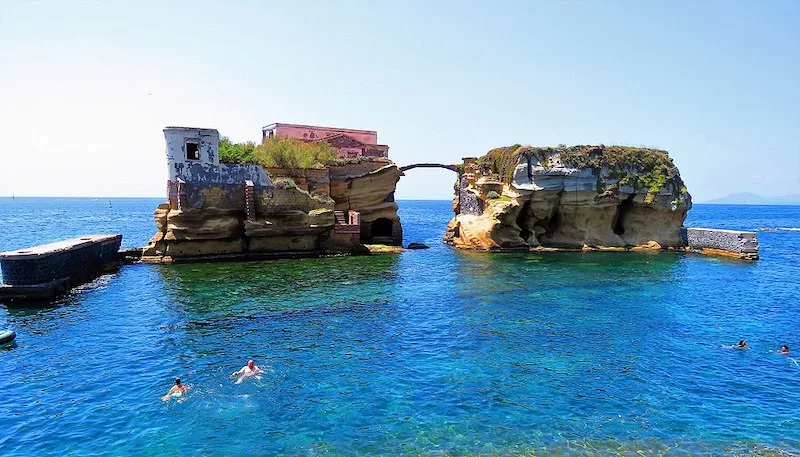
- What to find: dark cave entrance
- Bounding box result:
[516,200,533,242]
[536,206,564,244]
[613,196,634,235]
[371,218,394,239]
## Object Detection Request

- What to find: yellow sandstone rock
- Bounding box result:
[446,145,692,252]
[142,163,402,262]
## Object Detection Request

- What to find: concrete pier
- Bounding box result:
[0,234,122,301]
[682,228,759,260]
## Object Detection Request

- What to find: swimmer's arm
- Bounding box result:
[161,387,176,401]
[231,368,244,377]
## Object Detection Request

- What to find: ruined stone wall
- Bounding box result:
[255,186,334,215]
[181,182,246,211]
[174,163,271,186]
[168,163,272,209]
[458,176,483,216]
[683,228,759,260]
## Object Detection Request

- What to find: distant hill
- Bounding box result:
[703,192,800,205]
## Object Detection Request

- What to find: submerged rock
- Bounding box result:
[407,242,429,249]
[445,145,692,251]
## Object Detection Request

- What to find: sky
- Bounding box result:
[1,0,798,201]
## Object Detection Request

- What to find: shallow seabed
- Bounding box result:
[1,199,799,456]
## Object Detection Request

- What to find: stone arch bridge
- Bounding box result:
[399,163,459,173]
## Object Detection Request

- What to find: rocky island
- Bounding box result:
[139,125,757,263]
[444,144,757,259]
[445,144,693,251]
[141,124,402,263]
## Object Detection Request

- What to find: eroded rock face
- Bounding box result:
[330,164,403,245]
[142,184,338,262]
[445,145,692,251]
[142,164,404,262]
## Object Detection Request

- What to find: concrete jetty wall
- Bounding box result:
[0,234,122,301]
[682,228,759,260]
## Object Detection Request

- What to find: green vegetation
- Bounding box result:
[218,136,257,164]
[486,190,501,199]
[219,136,337,169]
[256,138,336,169]
[476,144,687,202]
[477,146,524,183]
[330,156,381,166]
[273,177,335,206]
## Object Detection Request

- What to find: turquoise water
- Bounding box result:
[1,198,799,456]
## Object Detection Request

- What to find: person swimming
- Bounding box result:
[231,360,265,384]
[735,340,748,349]
[162,377,188,402]
[779,345,790,355]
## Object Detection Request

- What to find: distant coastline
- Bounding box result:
[701,193,800,205]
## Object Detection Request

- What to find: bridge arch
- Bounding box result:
[399,163,458,173]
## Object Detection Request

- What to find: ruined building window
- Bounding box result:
[186,142,200,160]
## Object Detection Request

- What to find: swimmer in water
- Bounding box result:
[161,377,188,402]
[735,340,748,349]
[231,359,265,384]
[779,345,790,355]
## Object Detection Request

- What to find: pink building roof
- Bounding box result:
[262,122,379,145]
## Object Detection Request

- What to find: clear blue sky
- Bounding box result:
[1,0,798,201]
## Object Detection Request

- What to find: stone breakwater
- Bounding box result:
[0,234,123,301]
[683,228,759,260]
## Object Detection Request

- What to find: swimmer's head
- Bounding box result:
[175,377,182,385]
[781,345,789,352]
[248,360,254,368]
[738,340,746,346]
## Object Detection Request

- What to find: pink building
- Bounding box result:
[261,122,389,159]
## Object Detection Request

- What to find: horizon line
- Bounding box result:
[0,195,456,202]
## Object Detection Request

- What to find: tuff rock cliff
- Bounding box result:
[445,145,692,251]
[141,164,402,263]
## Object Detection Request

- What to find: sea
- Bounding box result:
[1,197,799,456]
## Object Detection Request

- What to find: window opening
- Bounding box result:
[186,142,200,160]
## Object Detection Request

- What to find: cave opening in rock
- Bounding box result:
[537,208,562,245]
[516,200,533,243]
[371,218,394,239]
[613,197,634,235]
[548,209,563,234]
